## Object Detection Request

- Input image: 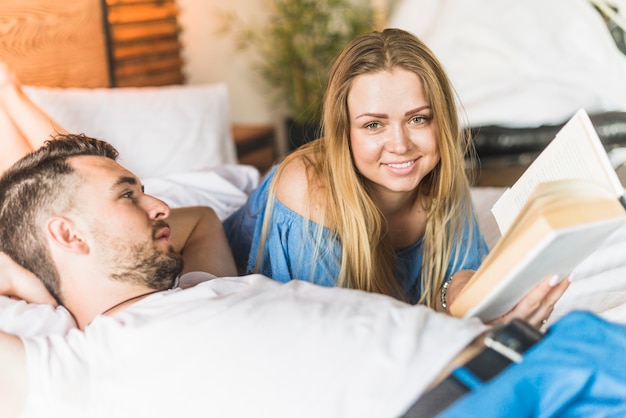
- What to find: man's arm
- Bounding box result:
[168,206,237,277]
[0,331,27,418]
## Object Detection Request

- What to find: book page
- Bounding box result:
[491,109,624,234]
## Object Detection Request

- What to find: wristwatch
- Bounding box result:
[483,318,543,364]
[463,318,544,382]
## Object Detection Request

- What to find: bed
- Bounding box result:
[6,81,624,331]
[1,0,626,341]
[1,2,626,417]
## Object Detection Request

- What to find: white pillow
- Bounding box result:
[23,84,237,179]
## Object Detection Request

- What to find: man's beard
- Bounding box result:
[101,222,183,290]
[110,243,183,290]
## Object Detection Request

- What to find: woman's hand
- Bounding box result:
[0,252,57,306]
[487,274,570,328]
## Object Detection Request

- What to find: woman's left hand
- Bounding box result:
[487,274,570,328]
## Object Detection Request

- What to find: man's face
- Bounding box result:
[68,156,182,289]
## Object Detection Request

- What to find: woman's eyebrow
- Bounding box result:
[405,105,431,116]
[354,112,388,119]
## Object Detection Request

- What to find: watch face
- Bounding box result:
[490,319,544,354]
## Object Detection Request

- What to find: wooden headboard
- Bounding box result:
[0,0,184,88]
[0,0,109,87]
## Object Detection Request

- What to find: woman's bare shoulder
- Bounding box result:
[274,155,328,225]
[274,155,311,214]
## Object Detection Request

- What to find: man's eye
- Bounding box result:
[121,191,134,199]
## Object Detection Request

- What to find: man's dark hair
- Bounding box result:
[0,133,119,302]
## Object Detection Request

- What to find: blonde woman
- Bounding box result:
[225,29,567,325]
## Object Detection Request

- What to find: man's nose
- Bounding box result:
[144,195,170,220]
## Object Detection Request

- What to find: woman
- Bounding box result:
[225,29,567,323]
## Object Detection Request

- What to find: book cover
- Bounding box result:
[450,110,626,321]
[450,180,626,321]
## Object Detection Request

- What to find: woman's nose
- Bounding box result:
[385,125,411,153]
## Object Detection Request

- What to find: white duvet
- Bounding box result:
[10,273,486,418]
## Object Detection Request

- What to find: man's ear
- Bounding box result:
[46,216,89,254]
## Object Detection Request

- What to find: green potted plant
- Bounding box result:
[222,0,377,150]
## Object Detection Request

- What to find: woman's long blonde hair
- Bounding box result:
[256,28,478,306]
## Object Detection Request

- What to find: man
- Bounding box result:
[1,134,625,418]
[0,134,489,417]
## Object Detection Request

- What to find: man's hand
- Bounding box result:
[0,252,57,306]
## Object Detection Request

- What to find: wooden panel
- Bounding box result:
[232,124,277,174]
[0,0,110,87]
[0,0,185,88]
[105,0,185,87]
[114,55,183,78]
[106,1,178,24]
[110,19,179,42]
[112,39,182,60]
[115,70,184,87]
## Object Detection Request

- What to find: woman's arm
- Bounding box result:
[168,206,237,277]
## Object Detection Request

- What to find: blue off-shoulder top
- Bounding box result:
[223,166,489,303]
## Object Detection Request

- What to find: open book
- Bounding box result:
[450,109,626,321]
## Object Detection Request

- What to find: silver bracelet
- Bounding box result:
[440,275,454,312]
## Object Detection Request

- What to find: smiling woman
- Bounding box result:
[348,69,440,198]
[224,28,486,306]
[223,28,568,327]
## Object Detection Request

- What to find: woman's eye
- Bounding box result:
[365,121,381,129]
[410,115,430,124]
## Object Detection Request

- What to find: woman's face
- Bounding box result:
[348,68,440,199]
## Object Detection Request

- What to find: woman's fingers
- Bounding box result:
[488,274,570,328]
